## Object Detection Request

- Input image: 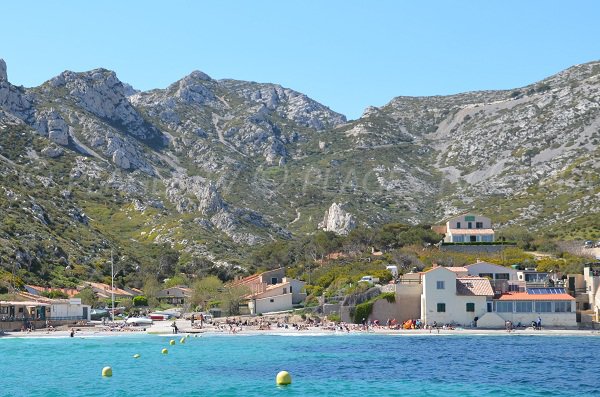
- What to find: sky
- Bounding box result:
[1,1,599,120]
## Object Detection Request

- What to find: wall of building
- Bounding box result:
[467,263,518,280]
[370,284,421,323]
[50,302,91,320]
[286,278,306,304]
[251,293,293,315]
[422,268,489,326]
[259,269,286,285]
[446,214,491,229]
[494,311,576,328]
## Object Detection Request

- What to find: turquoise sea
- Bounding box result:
[1,333,599,396]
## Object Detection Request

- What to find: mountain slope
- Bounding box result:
[1,58,599,286]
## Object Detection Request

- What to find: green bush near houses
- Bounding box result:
[353,292,396,324]
[133,295,148,307]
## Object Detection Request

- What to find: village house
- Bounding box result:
[0,291,91,331]
[157,286,192,306]
[421,266,494,326]
[434,213,495,243]
[231,268,306,315]
[418,263,577,328]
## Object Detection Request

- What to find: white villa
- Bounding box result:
[437,213,495,243]
[421,266,494,326]
[417,264,577,328]
[231,268,306,315]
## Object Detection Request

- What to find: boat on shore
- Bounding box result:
[125,317,153,326]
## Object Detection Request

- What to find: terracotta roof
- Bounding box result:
[231,273,261,287]
[448,229,494,235]
[85,282,133,297]
[497,292,575,301]
[25,285,79,298]
[456,277,494,296]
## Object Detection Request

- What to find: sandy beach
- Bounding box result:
[2,318,600,338]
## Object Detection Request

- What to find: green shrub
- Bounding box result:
[133,295,148,307]
[354,300,374,324]
[352,292,396,323]
[328,313,341,322]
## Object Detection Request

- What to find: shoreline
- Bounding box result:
[2,321,600,339]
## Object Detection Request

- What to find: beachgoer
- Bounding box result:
[191,314,195,326]
[70,329,75,337]
[172,320,178,334]
[536,316,542,330]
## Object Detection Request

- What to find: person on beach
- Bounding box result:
[536,316,542,330]
[70,329,75,337]
[191,314,194,326]
[172,321,178,334]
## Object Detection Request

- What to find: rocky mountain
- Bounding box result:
[1,58,599,285]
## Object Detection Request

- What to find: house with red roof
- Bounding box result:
[232,268,306,314]
[421,266,494,327]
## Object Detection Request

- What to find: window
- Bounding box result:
[468,222,473,229]
[283,288,287,294]
[515,301,533,312]
[437,303,446,312]
[290,286,293,293]
[0,307,7,314]
[466,303,475,312]
[476,222,483,229]
[436,281,445,290]
[269,299,274,303]
[554,301,571,312]
[495,301,513,312]
[487,302,492,312]
[465,215,475,222]
[456,222,461,229]
[479,273,493,279]
[495,273,510,280]
[271,277,278,284]
[535,301,552,312]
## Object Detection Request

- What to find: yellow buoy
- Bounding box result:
[276,371,292,385]
[133,354,140,359]
[161,348,168,355]
[102,366,113,377]
[169,339,175,345]
[180,337,186,344]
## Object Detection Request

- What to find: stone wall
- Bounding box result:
[441,245,509,254]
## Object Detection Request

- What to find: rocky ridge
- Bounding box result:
[0,58,599,280]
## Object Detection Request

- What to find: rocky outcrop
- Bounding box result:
[319,203,356,235]
[35,110,70,145]
[41,145,64,158]
[48,69,164,142]
[0,59,7,82]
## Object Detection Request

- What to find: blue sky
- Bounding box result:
[1,1,599,119]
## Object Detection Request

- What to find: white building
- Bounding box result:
[247,278,306,315]
[421,266,494,326]
[232,269,306,315]
[439,214,495,243]
[477,288,576,328]
[50,298,91,321]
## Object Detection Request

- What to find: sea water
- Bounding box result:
[1,333,599,396]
